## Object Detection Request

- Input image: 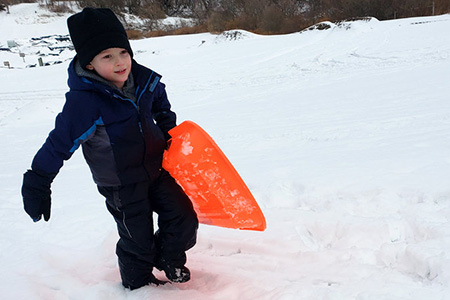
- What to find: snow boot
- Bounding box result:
[124,273,168,290]
[155,257,191,283]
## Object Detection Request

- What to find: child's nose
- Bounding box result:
[115,56,125,65]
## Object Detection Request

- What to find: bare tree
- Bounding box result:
[0,0,10,13]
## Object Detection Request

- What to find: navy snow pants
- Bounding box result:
[98,170,198,289]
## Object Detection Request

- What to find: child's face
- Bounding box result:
[86,48,132,89]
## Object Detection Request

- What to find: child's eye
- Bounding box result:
[120,50,128,55]
[102,54,112,59]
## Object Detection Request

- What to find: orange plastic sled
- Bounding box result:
[162,121,266,231]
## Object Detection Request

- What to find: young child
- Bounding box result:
[21,7,198,290]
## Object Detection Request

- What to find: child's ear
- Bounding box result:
[86,64,94,70]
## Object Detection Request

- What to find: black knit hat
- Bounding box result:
[67,7,133,68]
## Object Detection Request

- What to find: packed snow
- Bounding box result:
[1,3,450,299]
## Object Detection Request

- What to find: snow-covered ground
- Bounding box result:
[1,3,450,299]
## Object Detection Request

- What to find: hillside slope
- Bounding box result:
[1,4,450,299]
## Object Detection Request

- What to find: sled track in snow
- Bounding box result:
[0,89,66,101]
[0,89,65,123]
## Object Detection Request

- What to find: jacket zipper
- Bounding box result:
[113,93,143,134]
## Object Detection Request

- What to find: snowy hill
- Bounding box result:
[1,3,450,299]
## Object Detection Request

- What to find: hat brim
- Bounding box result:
[77,32,133,68]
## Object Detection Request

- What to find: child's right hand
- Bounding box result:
[21,170,55,222]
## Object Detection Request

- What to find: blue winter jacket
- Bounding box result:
[31,58,176,186]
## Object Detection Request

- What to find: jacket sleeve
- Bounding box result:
[31,91,102,175]
[152,81,177,141]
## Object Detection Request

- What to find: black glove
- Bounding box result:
[165,138,172,150]
[22,169,56,222]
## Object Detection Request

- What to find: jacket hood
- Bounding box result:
[67,57,104,93]
[66,56,161,98]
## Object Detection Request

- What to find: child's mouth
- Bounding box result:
[115,69,127,75]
